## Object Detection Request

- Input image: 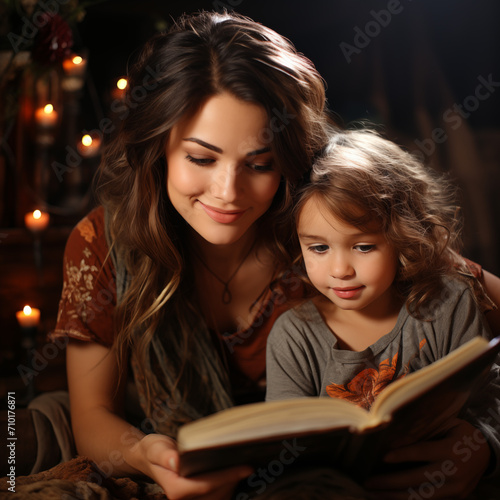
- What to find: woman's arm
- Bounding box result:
[482,269,500,335]
[66,340,144,473]
[66,340,252,499]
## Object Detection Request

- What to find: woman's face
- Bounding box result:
[166,93,282,246]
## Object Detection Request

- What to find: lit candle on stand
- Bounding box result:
[62,54,88,91]
[25,210,49,285]
[25,209,50,233]
[63,54,87,77]
[16,305,41,329]
[111,77,128,100]
[77,134,102,158]
[15,305,39,403]
[35,103,58,129]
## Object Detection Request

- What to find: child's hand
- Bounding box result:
[132,433,253,500]
[364,419,491,499]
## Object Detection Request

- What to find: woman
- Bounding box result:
[51,10,500,500]
[52,10,330,499]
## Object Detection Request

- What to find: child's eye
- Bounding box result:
[355,244,375,253]
[309,244,329,254]
[185,154,215,166]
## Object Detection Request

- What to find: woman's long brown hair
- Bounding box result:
[95,11,330,432]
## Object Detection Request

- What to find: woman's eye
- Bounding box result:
[355,244,375,253]
[309,245,329,254]
[246,162,274,172]
[185,155,214,166]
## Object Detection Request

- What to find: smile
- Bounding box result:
[198,201,247,224]
[331,286,365,299]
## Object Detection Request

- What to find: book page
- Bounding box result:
[178,397,370,452]
[369,336,490,422]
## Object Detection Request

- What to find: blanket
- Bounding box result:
[0,456,167,500]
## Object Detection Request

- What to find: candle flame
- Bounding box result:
[23,305,32,315]
[82,134,93,147]
[43,104,54,114]
[73,55,83,65]
[117,78,128,90]
[33,209,42,219]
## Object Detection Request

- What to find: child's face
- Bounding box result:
[297,196,399,315]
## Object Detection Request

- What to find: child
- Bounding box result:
[266,129,500,497]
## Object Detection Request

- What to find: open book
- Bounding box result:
[178,335,500,478]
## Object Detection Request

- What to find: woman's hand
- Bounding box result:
[132,434,253,500]
[364,419,491,500]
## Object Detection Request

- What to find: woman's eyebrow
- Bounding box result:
[247,146,271,156]
[182,138,271,157]
[183,137,222,153]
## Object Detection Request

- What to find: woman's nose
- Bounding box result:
[210,165,241,202]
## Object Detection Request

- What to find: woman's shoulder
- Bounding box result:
[51,205,116,347]
[68,206,105,245]
[65,206,109,263]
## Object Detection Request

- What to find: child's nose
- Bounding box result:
[330,254,354,279]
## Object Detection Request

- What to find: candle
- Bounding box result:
[111,78,128,100]
[25,210,50,232]
[62,54,87,77]
[77,134,102,158]
[62,54,88,91]
[16,305,41,328]
[35,104,58,128]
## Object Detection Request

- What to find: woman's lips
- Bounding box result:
[331,286,364,299]
[198,201,247,224]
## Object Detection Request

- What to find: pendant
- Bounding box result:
[222,286,232,304]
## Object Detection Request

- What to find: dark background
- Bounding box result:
[75,0,500,271]
[1,0,499,401]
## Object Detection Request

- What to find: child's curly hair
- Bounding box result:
[294,129,463,318]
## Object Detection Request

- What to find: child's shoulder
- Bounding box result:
[268,299,335,351]
[274,299,319,325]
[270,299,325,337]
[420,275,479,318]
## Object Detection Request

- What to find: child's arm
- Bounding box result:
[482,269,500,335]
[365,418,492,499]
[365,363,500,498]
[266,308,323,400]
[365,280,500,498]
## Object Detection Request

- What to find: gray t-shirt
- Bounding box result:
[266,277,500,475]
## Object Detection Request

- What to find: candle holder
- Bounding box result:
[25,210,50,285]
[16,306,41,404]
[34,103,59,146]
[62,53,88,93]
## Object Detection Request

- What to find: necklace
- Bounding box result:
[193,240,257,304]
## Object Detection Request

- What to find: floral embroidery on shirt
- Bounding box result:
[60,257,99,323]
[326,353,402,410]
[326,339,428,410]
[77,217,97,243]
[83,247,91,258]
